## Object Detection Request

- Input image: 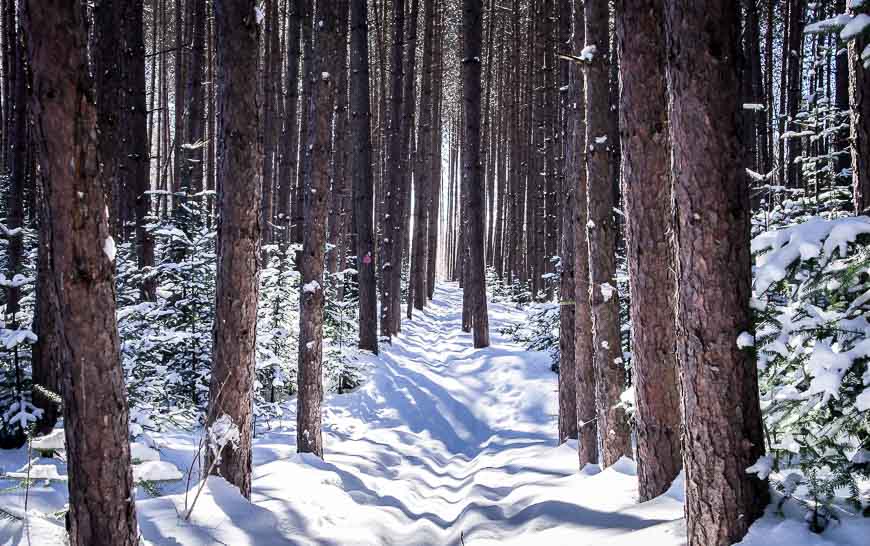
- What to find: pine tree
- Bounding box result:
[615,0,681,500]
[205,0,262,499]
[24,0,138,542]
[663,0,769,543]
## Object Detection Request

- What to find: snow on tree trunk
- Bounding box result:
[297,0,342,458]
[205,0,262,498]
[583,0,630,468]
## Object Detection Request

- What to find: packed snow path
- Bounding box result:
[139,283,685,545]
[2,284,867,545]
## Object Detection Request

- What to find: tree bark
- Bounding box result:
[849,3,870,213]
[663,0,769,543]
[297,0,341,457]
[205,0,262,499]
[94,0,154,299]
[351,0,379,354]
[24,0,138,542]
[615,0,681,500]
[463,0,490,348]
[277,0,301,247]
[379,0,405,339]
[411,0,436,313]
[557,0,577,444]
[584,0,630,467]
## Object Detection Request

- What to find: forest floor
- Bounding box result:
[0,283,868,545]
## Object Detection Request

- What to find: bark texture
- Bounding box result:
[849,4,870,214]
[351,0,379,354]
[206,0,262,499]
[297,0,341,457]
[583,0,630,467]
[24,0,138,543]
[463,0,490,349]
[616,0,682,501]
[663,1,769,543]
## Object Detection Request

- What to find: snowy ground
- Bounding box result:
[1,284,868,545]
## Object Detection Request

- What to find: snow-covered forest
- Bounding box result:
[0,0,869,545]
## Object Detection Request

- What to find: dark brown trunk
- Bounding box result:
[297,0,341,457]
[380,0,405,339]
[616,0,681,500]
[351,0,378,354]
[278,0,302,247]
[663,0,769,543]
[205,0,262,498]
[584,0,630,467]
[411,0,436,312]
[557,0,577,444]
[569,0,597,467]
[24,0,138,542]
[849,3,870,213]
[463,0,490,348]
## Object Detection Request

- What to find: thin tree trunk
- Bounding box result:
[204,0,262,498]
[24,0,138,542]
[297,0,341,457]
[411,0,436,312]
[380,0,405,340]
[557,0,577,444]
[463,0,490,348]
[584,0,630,467]
[351,0,378,354]
[849,2,870,213]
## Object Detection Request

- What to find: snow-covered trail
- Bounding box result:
[3,283,866,545]
[139,283,685,545]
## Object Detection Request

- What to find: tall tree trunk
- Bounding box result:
[297,0,341,457]
[351,0,378,354]
[390,0,420,333]
[205,0,262,499]
[557,0,577,444]
[663,0,769,543]
[94,0,154,299]
[584,0,630,467]
[380,0,405,339]
[24,0,138,542]
[278,0,301,247]
[411,0,436,312]
[427,8,444,299]
[616,0,681,500]
[569,0,597,467]
[261,0,278,248]
[463,0,490,348]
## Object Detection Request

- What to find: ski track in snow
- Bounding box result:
[1,283,868,545]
